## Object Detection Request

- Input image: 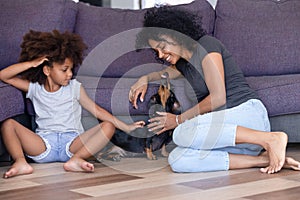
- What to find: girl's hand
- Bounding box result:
[125,120,146,133]
[31,56,49,68]
[129,76,148,109]
[147,112,177,135]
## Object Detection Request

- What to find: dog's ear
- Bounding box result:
[171,102,182,115]
[148,93,160,106]
[166,91,181,114]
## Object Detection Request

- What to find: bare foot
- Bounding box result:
[283,157,300,171]
[261,157,300,173]
[261,132,288,174]
[63,157,94,172]
[3,158,33,179]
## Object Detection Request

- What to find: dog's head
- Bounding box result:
[148,72,181,118]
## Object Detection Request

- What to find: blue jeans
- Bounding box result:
[27,131,79,163]
[168,99,270,172]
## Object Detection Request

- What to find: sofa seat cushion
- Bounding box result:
[75,0,215,78]
[0,82,24,122]
[0,0,77,70]
[214,0,300,76]
[75,76,192,117]
[246,74,300,117]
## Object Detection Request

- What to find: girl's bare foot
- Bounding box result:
[63,157,94,172]
[3,158,33,179]
[261,132,288,174]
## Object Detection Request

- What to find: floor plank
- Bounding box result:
[0,144,299,200]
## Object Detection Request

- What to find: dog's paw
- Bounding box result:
[108,145,128,157]
[96,153,122,162]
[146,148,157,160]
[161,145,169,157]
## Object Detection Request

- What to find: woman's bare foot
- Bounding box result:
[63,157,94,173]
[261,132,288,174]
[3,158,33,179]
[283,157,300,171]
[261,156,300,173]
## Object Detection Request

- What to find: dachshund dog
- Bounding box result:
[146,72,181,159]
[97,72,181,161]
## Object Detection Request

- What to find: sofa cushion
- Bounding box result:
[246,74,300,116]
[214,0,300,76]
[75,0,215,78]
[0,82,24,122]
[0,0,77,70]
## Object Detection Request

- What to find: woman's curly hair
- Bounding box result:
[19,30,87,84]
[136,6,206,52]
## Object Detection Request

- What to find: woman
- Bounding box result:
[129,7,300,174]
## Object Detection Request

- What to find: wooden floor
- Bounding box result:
[0,144,300,200]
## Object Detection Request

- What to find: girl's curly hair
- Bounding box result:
[136,6,206,52]
[19,30,87,84]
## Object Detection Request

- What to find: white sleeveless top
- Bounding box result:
[26,79,84,134]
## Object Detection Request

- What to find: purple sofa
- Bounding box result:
[0,0,299,160]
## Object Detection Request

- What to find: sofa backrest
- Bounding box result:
[74,0,215,78]
[0,0,77,70]
[214,0,300,76]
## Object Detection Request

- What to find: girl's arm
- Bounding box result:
[79,86,145,133]
[129,65,182,109]
[0,57,48,92]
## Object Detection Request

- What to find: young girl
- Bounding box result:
[0,30,145,179]
[129,7,300,174]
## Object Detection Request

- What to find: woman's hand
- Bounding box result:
[125,121,146,133]
[147,112,178,135]
[129,76,148,109]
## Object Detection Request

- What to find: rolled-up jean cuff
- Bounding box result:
[66,140,74,158]
[26,138,51,162]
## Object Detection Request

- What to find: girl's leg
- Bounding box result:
[63,121,115,172]
[1,119,46,178]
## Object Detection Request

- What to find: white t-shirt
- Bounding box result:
[26,79,84,134]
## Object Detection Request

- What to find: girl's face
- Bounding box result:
[148,35,192,65]
[44,58,73,91]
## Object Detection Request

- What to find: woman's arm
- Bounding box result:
[0,57,48,92]
[79,86,145,133]
[179,52,226,123]
[129,65,182,109]
[148,52,226,135]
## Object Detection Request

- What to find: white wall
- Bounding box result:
[142,0,194,8]
[72,0,218,10]
[111,0,140,9]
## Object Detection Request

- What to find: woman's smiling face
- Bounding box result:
[148,35,189,65]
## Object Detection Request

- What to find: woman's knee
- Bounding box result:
[168,147,192,172]
[172,126,186,146]
[169,147,229,173]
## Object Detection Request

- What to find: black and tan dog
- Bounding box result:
[97,72,181,161]
[146,72,181,159]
